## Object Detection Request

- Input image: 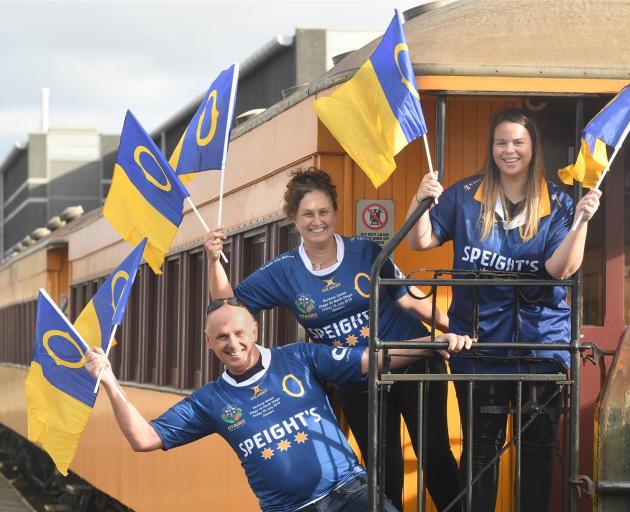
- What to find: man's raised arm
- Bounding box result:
[85,347,163,452]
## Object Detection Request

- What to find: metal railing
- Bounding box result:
[367,197,583,512]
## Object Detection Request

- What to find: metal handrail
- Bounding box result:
[366,194,584,511]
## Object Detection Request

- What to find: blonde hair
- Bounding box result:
[479,109,545,242]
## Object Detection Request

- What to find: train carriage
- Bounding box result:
[1,1,630,510]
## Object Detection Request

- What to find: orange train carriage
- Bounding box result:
[1,1,630,510]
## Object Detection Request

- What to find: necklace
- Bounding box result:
[306,237,337,272]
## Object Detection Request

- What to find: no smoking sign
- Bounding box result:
[355,199,394,247]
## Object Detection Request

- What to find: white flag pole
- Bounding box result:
[217,167,226,230]
[214,62,237,263]
[187,196,228,263]
[571,121,630,231]
[93,325,117,392]
[92,325,127,402]
[422,133,438,205]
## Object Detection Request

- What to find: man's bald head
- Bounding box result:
[205,301,255,333]
[204,302,259,376]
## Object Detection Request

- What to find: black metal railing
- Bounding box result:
[367,197,582,512]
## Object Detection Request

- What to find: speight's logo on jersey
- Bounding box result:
[322,277,341,293]
[238,407,322,458]
[294,293,317,319]
[461,245,539,272]
[221,404,243,424]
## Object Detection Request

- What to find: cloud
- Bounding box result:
[0,0,422,157]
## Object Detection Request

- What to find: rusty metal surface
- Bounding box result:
[595,328,630,511]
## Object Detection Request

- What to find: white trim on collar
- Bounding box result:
[298,233,345,275]
[494,196,527,231]
[221,345,271,387]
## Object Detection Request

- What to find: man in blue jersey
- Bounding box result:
[85,298,471,512]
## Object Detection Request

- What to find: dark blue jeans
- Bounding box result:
[297,474,397,512]
[454,380,560,512]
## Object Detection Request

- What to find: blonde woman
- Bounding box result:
[406,108,601,511]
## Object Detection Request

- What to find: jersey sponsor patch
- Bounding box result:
[294,293,317,318]
[221,404,243,423]
[250,385,268,400]
[238,407,321,458]
[322,277,341,292]
[461,245,539,272]
[307,310,370,342]
[331,347,349,361]
[282,374,305,398]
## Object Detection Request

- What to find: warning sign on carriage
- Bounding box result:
[355,200,394,247]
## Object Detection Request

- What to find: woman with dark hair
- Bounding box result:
[205,168,463,511]
[406,108,601,511]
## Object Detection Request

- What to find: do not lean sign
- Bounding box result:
[355,200,394,247]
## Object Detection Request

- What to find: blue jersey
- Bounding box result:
[430,176,573,372]
[235,236,429,349]
[151,344,366,512]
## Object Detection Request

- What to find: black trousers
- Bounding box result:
[453,379,561,512]
[339,358,461,512]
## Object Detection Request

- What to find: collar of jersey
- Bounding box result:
[221,345,271,387]
[298,233,345,276]
[473,177,551,221]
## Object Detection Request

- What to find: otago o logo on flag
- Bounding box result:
[133,146,172,192]
[196,90,220,146]
[43,330,86,369]
[110,270,130,312]
[394,43,419,99]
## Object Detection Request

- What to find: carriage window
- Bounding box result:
[121,269,141,382]
[143,264,159,385]
[243,230,268,344]
[183,250,205,389]
[162,256,180,387]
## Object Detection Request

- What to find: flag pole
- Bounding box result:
[422,133,438,204]
[186,196,228,263]
[92,324,127,401]
[571,121,630,231]
[217,167,226,231]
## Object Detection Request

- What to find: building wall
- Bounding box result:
[236,42,296,116]
[1,128,118,256]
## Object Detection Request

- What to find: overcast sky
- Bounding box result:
[0,0,424,159]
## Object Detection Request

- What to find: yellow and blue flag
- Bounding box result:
[170,63,240,179]
[25,289,94,475]
[104,111,189,274]
[313,10,427,189]
[559,84,630,188]
[73,238,146,354]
